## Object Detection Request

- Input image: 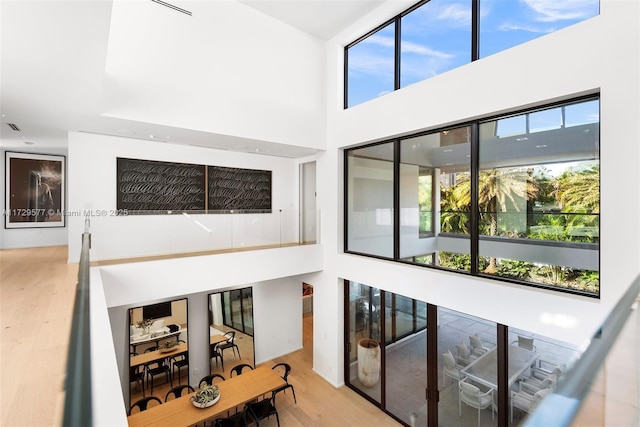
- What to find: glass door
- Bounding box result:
[346,282,382,403]
[384,295,428,425]
[221,288,254,336]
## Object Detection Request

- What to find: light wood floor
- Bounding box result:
[0,246,400,427]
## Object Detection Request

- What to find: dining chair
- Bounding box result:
[144,347,172,395]
[218,331,241,360]
[214,407,251,427]
[512,335,537,351]
[165,384,194,402]
[199,373,226,388]
[129,396,162,415]
[510,387,551,422]
[230,363,254,377]
[271,363,297,404]
[469,334,489,357]
[210,342,224,372]
[170,351,189,384]
[246,395,280,427]
[456,341,473,366]
[459,378,494,427]
[441,350,463,386]
[129,352,145,397]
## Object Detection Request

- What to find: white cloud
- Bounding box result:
[498,22,555,34]
[436,3,472,27]
[348,52,394,77]
[401,40,454,59]
[363,34,394,48]
[523,0,598,22]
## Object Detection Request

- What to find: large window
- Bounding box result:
[345,96,600,296]
[345,0,599,108]
[344,281,583,426]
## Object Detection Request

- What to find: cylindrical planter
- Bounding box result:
[357,338,380,387]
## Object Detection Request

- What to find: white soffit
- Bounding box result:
[238,0,386,40]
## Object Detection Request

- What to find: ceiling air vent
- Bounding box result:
[151,0,192,16]
[7,123,21,131]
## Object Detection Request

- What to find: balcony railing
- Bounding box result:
[62,219,92,426]
[524,275,640,426]
[84,209,319,262]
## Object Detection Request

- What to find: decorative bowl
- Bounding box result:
[191,385,220,409]
[191,393,220,408]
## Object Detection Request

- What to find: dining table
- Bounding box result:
[130,342,189,368]
[127,364,286,427]
[460,345,539,390]
[210,334,227,346]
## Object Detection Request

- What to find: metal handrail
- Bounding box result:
[524,275,640,426]
[62,222,92,426]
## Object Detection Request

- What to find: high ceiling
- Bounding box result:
[0,0,384,158]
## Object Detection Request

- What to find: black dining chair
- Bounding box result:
[170,351,189,384]
[210,342,224,372]
[218,331,241,360]
[271,363,297,404]
[129,396,162,415]
[129,352,145,397]
[144,347,172,395]
[246,395,280,427]
[165,384,194,402]
[230,363,254,377]
[214,407,251,427]
[199,373,226,388]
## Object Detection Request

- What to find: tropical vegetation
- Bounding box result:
[435,161,599,293]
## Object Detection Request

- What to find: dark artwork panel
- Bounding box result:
[116,158,206,213]
[5,152,65,228]
[208,166,272,212]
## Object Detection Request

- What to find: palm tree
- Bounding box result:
[445,168,539,273]
[556,163,600,214]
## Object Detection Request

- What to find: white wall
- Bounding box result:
[101,0,326,150]
[312,0,640,386]
[67,132,299,262]
[0,148,69,249]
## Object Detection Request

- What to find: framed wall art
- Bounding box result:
[5,152,65,228]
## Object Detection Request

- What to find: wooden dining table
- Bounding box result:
[210,334,227,346]
[127,365,286,427]
[130,335,226,368]
[130,342,189,368]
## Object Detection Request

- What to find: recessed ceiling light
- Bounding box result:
[535,144,548,148]
[24,141,35,145]
[149,134,156,139]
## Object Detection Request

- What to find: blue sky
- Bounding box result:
[348,0,599,107]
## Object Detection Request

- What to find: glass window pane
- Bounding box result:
[400,0,471,88]
[347,22,396,108]
[438,307,497,427]
[385,296,428,425]
[478,98,600,294]
[438,127,472,272]
[480,0,599,58]
[347,283,382,402]
[347,143,395,258]
[508,327,582,426]
[400,127,471,272]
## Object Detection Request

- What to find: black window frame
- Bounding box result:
[344,94,601,298]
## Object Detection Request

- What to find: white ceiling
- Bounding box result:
[0,0,384,158]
